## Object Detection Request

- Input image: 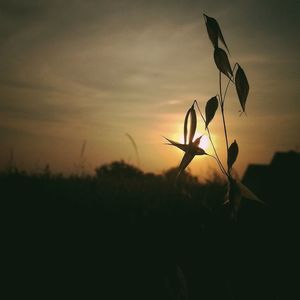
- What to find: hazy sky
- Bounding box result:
[0,0,299,178]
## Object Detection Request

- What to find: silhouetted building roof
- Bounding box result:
[270,151,300,172]
[242,150,300,206]
[243,164,269,183]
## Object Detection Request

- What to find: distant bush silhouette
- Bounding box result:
[163,167,198,184]
[95,160,143,179]
[2,155,280,300]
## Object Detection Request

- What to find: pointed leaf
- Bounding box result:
[205,96,218,128]
[203,14,230,53]
[236,181,266,205]
[214,47,233,80]
[190,137,207,155]
[203,14,218,49]
[178,152,195,177]
[235,64,249,112]
[163,137,189,152]
[193,135,203,147]
[225,178,242,220]
[225,178,266,219]
[227,140,239,170]
[217,23,230,54]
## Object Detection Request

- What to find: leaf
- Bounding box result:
[165,136,206,157]
[192,136,207,155]
[236,181,267,205]
[214,47,233,80]
[203,14,229,53]
[205,96,218,129]
[183,104,197,144]
[235,64,249,112]
[192,135,203,147]
[227,140,239,170]
[178,151,195,177]
[164,137,189,152]
[203,14,218,49]
[225,178,241,220]
[225,178,267,220]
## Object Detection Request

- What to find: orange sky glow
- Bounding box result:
[0,1,299,180]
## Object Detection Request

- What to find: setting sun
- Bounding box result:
[178,132,210,150]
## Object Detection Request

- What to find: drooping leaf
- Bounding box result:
[203,14,229,53]
[225,178,242,220]
[235,64,249,112]
[205,96,218,129]
[178,151,195,177]
[227,140,239,170]
[164,137,189,152]
[236,181,266,205]
[224,178,267,220]
[183,104,197,145]
[214,47,233,80]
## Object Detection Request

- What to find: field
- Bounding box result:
[3,160,292,300]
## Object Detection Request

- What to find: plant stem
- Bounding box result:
[194,100,228,176]
[221,103,229,154]
[223,63,237,102]
[219,71,230,175]
[207,154,227,176]
[206,131,228,176]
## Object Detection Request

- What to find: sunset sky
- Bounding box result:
[0,0,299,179]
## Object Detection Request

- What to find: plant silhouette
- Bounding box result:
[165,14,265,219]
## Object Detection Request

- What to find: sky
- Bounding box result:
[0,0,299,179]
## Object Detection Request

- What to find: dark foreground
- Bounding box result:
[2,162,297,299]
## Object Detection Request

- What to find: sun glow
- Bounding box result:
[178,131,210,150]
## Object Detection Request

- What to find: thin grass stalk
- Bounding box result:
[207,154,228,177]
